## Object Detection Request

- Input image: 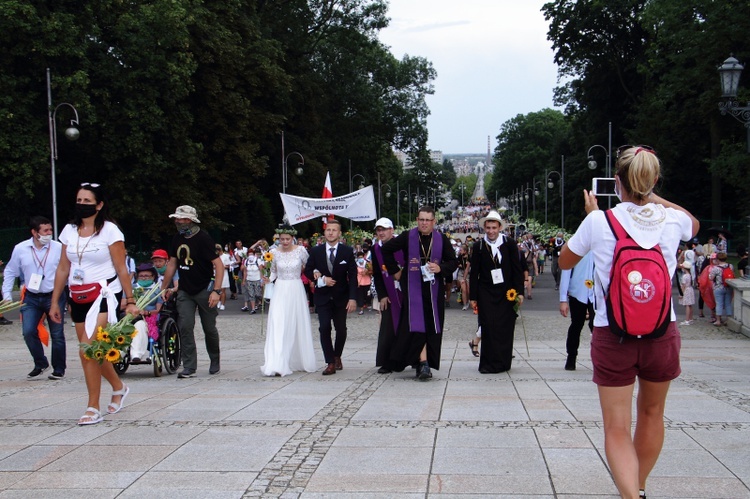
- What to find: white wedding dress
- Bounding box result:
[260,245,317,376]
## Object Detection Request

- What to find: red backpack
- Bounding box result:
[604,211,672,339]
[721,265,735,286]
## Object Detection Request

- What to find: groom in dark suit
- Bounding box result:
[304,219,357,375]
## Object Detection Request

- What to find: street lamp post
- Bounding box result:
[47,68,81,240]
[459,182,466,208]
[547,155,565,229]
[397,187,408,226]
[351,174,366,191]
[378,173,391,218]
[586,122,613,206]
[281,131,304,194]
[718,55,750,152]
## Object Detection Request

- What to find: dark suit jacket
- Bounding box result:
[304,243,358,307]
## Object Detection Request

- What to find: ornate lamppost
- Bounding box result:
[281,131,304,194]
[718,55,750,152]
[47,68,81,240]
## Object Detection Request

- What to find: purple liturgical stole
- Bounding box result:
[373,242,404,332]
[407,228,442,333]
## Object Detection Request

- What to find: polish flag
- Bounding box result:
[322,171,333,227]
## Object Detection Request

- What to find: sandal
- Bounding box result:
[468,341,479,357]
[107,385,130,414]
[78,407,103,426]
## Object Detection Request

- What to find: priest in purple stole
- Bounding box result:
[381,206,458,380]
[469,211,525,373]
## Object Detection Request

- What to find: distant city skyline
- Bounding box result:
[379,1,560,154]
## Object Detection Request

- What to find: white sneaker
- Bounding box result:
[679,320,692,326]
[218,304,225,311]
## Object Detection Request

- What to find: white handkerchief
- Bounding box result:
[339,260,347,264]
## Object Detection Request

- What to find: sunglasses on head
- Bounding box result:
[616,145,656,159]
[80,182,101,188]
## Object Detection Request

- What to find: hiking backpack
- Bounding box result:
[604,210,672,339]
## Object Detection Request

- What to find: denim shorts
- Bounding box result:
[591,322,681,387]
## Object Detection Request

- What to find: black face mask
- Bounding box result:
[75,203,98,219]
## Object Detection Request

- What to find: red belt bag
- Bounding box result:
[69,283,103,304]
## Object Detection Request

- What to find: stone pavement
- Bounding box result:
[0,270,749,498]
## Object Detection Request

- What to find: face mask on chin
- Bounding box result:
[155,266,166,275]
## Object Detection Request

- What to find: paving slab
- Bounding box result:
[0,270,748,497]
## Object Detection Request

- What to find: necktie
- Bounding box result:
[328,247,335,272]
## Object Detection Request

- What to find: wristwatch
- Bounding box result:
[212,289,222,295]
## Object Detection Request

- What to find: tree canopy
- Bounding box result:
[0,0,435,247]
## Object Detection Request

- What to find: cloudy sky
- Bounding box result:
[378,0,561,154]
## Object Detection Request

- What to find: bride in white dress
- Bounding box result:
[260,230,317,376]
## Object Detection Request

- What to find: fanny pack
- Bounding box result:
[69,283,102,304]
[69,276,117,304]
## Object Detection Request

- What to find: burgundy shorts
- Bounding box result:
[591,322,681,387]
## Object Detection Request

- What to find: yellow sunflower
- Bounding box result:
[100,331,111,343]
[94,350,104,360]
[130,331,138,339]
[506,289,518,302]
[105,348,121,363]
[584,279,594,289]
[263,252,273,262]
[115,335,126,345]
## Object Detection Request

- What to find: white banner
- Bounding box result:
[280,186,377,225]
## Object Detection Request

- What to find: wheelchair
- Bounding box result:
[114,296,181,377]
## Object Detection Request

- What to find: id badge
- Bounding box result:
[72,268,85,284]
[490,268,504,284]
[421,264,434,282]
[27,273,43,292]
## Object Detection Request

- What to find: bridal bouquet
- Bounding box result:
[80,285,163,364]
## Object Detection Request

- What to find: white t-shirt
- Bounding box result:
[59,221,125,293]
[566,203,693,327]
[244,255,262,281]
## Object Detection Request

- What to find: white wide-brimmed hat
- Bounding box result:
[478,210,506,230]
[169,205,200,223]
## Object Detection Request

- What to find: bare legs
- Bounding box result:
[75,313,125,422]
[597,379,671,498]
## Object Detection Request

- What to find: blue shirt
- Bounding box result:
[559,251,594,304]
[3,237,62,300]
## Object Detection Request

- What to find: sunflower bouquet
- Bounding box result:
[80,285,164,364]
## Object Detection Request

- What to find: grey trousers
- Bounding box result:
[175,288,220,371]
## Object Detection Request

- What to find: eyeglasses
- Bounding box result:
[417,218,435,222]
[80,182,101,188]
[616,145,656,159]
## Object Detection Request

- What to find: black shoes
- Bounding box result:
[27,366,49,378]
[209,361,221,375]
[48,371,64,380]
[377,366,392,374]
[0,317,13,325]
[178,369,196,378]
[565,357,576,371]
[417,361,432,381]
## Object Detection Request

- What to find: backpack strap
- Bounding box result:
[604,210,629,241]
